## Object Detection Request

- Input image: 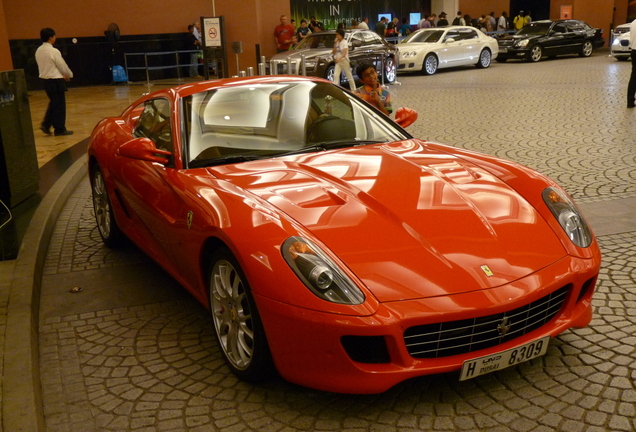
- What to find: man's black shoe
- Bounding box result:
[40,125,51,135]
[54,130,74,136]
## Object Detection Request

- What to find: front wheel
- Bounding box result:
[476,49,492,68]
[528,44,543,62]
[208,247,274,382]
[91,163,124,248]
[422,54,438,75]
[384,57,396,83]
[579,40,593,57]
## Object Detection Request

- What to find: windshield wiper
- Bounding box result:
[189,154,265,168]
[277,140,385,157]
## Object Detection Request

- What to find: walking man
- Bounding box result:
[35,27,73,136]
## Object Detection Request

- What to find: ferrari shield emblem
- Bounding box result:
[187,211,194,229]
[480,265,494,277]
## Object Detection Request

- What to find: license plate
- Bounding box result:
[499,47,508,53]
[459,336,550,381]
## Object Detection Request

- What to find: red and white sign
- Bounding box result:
[203,17,222,47]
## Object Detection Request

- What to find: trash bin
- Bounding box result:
[0,69,40,208]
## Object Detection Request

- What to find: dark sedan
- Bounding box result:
[270,29,398,83]
[497,20,604,62]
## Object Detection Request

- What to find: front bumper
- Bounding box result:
[611,41,631,58]
[256,253,600,394]
[497,46,530,59]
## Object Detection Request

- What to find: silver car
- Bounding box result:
[270,29,398,84]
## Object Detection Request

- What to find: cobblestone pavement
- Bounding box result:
[39,52,636,432]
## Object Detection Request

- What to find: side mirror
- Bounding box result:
[395,107,418,128]
[117,137,171,164]
[445,37,456,43]
[0,199,11,230]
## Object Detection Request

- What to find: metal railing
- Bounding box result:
[123,50,204,84]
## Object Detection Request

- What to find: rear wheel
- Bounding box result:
[423,54,438,75]
[325,65,335,82]
[208,247,274,382]
[476,49,492,68]
[91,163,124,248]
[528,44,543,62]
[579,40,593,57]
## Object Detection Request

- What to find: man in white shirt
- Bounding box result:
[627,18,636,108]
[358,17,369,30]
[35,28,73,136]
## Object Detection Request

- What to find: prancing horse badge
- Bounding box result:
[480,265,494,277]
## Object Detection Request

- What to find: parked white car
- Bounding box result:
[398,26,499,75]
[611,23,631,61]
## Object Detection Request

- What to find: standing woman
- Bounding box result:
[332,29,356,91]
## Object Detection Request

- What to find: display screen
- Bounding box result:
[378,13,391,22]
[410,13,421,25]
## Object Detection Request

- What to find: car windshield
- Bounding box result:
[401,30,445,43]
[182,81,410,167]
[295,33,337,50]
[517,22,552,35]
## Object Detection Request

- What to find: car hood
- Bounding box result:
[502,34,544,43]
[208,140,567,302]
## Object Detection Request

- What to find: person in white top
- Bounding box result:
[332,29,356,92]
[358,17,369,30]
[626,18,636,107]
[35,28,74,136]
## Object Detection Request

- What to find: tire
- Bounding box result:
[325,64,335,82]
[528,44,543,62]
[476,49,492,68]
[422,54,438,75]
[90,163,124,248]
[384,56,396,83]
[208,247,274,382]
[579,40,593,57]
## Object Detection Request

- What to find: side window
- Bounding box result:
[364,32,383,46]
[553,24,567,34]
[134,98,174,166]
[457,29,478,40]
[445,31,460,41]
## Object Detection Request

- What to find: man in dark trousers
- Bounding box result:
[35,27,73,136]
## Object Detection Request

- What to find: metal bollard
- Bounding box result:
[286,57,293,74]
[239,71,247,77]
[247,67,254,76]
[270,60,277,75]
[300,54,307,76]
[258,62,267,76]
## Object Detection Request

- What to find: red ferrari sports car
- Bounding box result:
[88,76,601,394]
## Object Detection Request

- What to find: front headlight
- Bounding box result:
[542,187,592,248]
[282,236,365,305]
[401,51,417,58]
[304,60,317,68]
[516,39,530,48]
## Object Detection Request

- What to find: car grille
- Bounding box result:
[499,40,515,48]
[620,40,630,47]
[404,285,569,359]
[615,27,630,35]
